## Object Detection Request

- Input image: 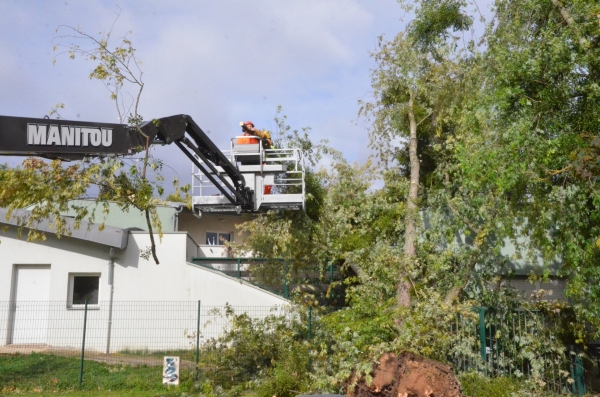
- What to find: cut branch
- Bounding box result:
[346,260,370,283]
[416,110,434,127]
[447,199,481,235]
[549,0,575,28]
[545,165,572,176]
[145,208,160,264]
[443,250,481,305]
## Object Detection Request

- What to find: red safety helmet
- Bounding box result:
[244,121,254,127]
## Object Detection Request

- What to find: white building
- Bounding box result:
[0,203,288,352]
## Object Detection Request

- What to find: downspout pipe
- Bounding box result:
[105,247,116,354]
[173,205,184,231]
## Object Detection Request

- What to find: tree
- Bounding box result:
[0,14,190,264]
[453,0,600,332]
[359,0,472,307]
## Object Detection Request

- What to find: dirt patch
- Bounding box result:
[347,352,462,397]
[0,345,196,368]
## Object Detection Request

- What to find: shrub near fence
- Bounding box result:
[450,308,587,395]
[0,301,590,395]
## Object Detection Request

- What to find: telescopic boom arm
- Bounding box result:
[139,115,253,209]
[0,114,253,210]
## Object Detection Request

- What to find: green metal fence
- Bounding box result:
[450,307,587,395]
[0,301,591,394]
[191,257,341,300]
[0,301,294,389]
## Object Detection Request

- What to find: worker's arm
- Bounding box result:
[254,130,273,148]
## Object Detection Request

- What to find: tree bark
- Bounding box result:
[399,90,420,307]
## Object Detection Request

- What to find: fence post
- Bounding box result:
[307,306,312,370]
[308,305,312,342]
[196,300,201,381]
[79,300,88,387]
[237,258,241,278]
[284,261,289,299]
[478,307,487,371]
[570,347,586,395]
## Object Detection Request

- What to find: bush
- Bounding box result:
[255,342,311,397]
[459,373,521,397]
[197,305,310,391]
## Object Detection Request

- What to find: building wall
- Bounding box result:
[178,212,248,244]
[177,212,256,258]
[0,227,288,351]
[506,277,567,301]
[0,226,110,303]
[114,232,284,305]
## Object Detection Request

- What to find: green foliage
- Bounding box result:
[233,108,337,291]
[236,113,408,302]
[230,9,600,397]
[272,105,327,169]
[448,0,600,334]
[50,17,170,262]
[0,153,190,252]
[409,0,473,53]
[254,344,310,397]
[198,305,310,393]
[308,303,398,393]
[165,192,189,203]
[53,13,144,121]
[392,295,478,362]
[459,373,522,397]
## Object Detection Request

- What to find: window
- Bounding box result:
[206,232,231,245]
[68,274,100,306]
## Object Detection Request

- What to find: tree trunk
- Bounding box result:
[399,90,420,307]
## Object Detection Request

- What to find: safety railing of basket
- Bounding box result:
[191,145,305,199]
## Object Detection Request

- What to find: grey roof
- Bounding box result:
[0,208,140,249]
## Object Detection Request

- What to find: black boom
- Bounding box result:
[0,114,253,209]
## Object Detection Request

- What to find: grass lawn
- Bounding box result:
[1,392,183,397]
[0,353,197,396]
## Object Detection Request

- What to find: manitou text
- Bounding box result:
[27,124,113,147]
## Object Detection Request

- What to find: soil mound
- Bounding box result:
[347,352,462,397]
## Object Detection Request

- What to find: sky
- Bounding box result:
[0,0,489,193]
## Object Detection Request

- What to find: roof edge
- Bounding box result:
[0,207,140,249]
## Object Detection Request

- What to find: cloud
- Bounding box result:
[1,0,408,193]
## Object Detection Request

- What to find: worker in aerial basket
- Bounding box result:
[238,121,274,149]
[237,121,274,195]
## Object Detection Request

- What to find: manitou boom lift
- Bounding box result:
[0,114,305,214]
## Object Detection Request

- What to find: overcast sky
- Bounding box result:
[0,0,489,192]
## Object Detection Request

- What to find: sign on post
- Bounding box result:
[163,356,180,385]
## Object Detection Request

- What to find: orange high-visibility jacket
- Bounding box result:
[236,133,259,145]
